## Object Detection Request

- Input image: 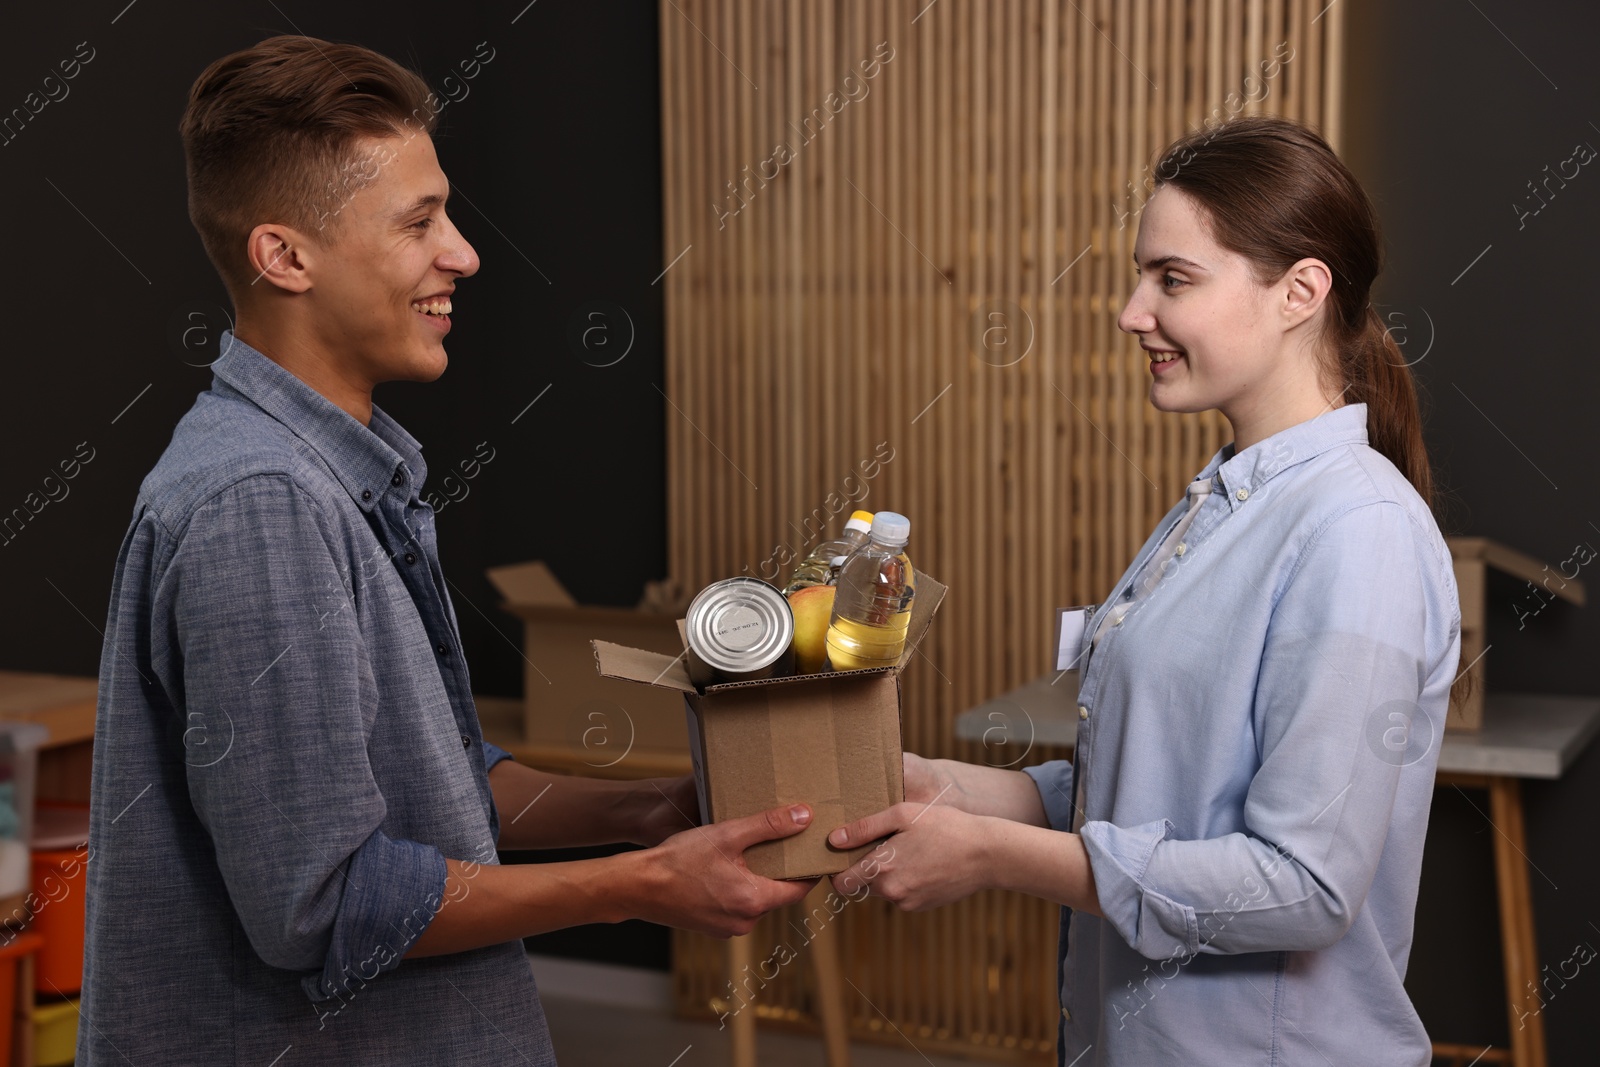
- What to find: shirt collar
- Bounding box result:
[1197,401,1369,512]
[211,330,427,513]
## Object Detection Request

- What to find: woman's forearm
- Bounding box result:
[935,758,1052,826]
[981,818,1104,918]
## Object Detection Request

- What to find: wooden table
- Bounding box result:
[954,673,1600,1067]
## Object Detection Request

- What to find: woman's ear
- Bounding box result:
[1281,257,1333,328]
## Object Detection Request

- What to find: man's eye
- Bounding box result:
[411,218,433,230]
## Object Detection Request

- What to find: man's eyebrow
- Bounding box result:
[389,193,447,221]
[1133,252,1207,272]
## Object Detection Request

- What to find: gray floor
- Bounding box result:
[541,994,978,1067]
[528,952,992,1066]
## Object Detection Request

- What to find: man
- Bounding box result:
[80,35,812,1064]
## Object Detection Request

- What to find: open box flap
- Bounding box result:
[592,640,697,695]
[486,560,577,609]
[899,573,946,664]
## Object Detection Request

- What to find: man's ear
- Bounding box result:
[1280,257,1332,329]
[245,222,316,293]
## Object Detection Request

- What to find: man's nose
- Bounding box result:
[440,218,479,277]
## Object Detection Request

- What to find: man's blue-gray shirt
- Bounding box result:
[79,333,556,1064]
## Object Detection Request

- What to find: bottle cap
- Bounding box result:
[845,511,874,534]
[871,511,911,545]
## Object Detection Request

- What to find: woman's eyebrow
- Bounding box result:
[1134,252,1208,272]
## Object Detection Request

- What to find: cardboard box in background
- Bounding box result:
[486,561,690,770]
[594,575,946,880]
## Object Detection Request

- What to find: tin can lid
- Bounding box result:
[685,578,795,674]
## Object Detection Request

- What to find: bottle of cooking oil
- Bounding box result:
[783,510,874,594]
[824,512,916,670]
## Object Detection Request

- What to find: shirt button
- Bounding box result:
[1078,705,1089,720]
[1175,542,1187,556]
[1236,487,1249,501]
[361,489,372,502]
[404,552,417,565]
[392,472,405,487]
[436,643,449,655]
[1061,1007,1071,1021]
[1114,614,1125,627]
[461,734,472,749]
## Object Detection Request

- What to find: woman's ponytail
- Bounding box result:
[1348,304,1431,512]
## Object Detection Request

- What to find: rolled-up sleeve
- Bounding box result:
[1081,501,1433,959]
[1023,760,1077,832]
[482,740,514,775]
[166,475,449,1001]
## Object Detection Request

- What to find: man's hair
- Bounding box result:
[179,35,438,297]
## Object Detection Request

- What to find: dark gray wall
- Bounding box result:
[0,2,666,700]
[0,0,669,966]
[3,0,1595,1051]
[1344,1,1599,1061]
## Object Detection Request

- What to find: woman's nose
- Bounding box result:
[1117,287,1153,335]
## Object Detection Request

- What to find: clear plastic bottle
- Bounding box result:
[824,512,916,670]
[783,510,874,594]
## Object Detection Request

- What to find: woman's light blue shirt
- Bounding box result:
[1025,401,1461,1066]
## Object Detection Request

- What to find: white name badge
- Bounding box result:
[1055,605,1095,671]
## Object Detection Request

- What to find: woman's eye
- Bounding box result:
[1162,274,1186,289]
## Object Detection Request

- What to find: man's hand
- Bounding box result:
[827,801,990,911]
[633,774,700,847]
[633,803,818,937]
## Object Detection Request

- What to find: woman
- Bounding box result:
[828,116,1465,1066]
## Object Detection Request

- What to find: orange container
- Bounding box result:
[0,932,44,1054]
[29,849,86,996]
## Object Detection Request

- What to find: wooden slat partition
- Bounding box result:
[660,1,1345,1058]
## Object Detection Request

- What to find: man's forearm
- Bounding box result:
[407,802,819,958]
[489,760,670,851]
[406,852,646,958]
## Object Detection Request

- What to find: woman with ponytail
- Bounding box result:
[829,116,1463,1066]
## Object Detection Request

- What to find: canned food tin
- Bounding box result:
[685,578,795,684]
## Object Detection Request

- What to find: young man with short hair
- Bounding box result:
[80,35,811,1064]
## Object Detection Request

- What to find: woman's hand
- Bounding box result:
[901,752,1050,826]
[902,751,949,806]
[827,801,992,911]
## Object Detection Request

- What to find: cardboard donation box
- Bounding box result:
[593,575,946,880]
[486,561,690,763]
